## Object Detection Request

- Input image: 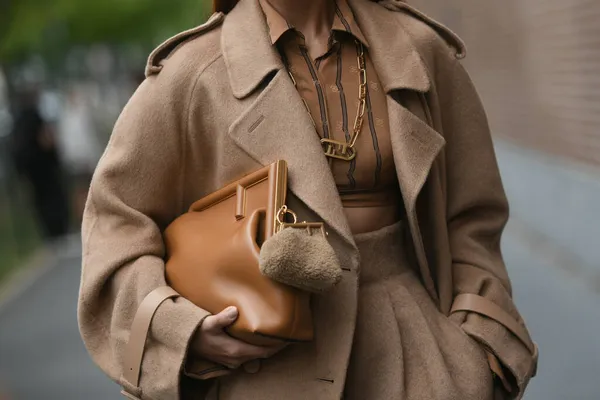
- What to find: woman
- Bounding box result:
[56,87,102,226]
[78,0,538,399]
[11,89,70,240]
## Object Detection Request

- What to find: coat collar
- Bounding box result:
[347,0,431,93]
[223,0,444,283]
[222,0,431,99]
[258,0,370,48]
[223,0,355,249]
[222,0,283,99]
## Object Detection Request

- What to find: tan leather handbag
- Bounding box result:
[163,160,314,346]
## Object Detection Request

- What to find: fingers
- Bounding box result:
[203,306,238,331]
[221,337,277,362]
[197,306,289,369]
[213,335,288,369]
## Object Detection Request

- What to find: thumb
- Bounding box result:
[207,306,238,330]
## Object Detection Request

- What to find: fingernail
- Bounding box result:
[226,306,238,318]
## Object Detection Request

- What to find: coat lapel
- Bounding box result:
[387,99,445,221]
[349,0,445,213]
[387,98,445,301]
[222,0,355,249]
[347,0,431,94]
[222,0,447,285]
[350,0,445,300]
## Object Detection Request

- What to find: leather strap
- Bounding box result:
[451,294,535,354]
[122,286,179,396]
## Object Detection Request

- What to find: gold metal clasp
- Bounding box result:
[321,138,357,161]
[276,206,328,237]
[276,205,298,227]
[280,221,327,237]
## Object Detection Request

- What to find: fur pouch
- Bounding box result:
[259,226,342,293]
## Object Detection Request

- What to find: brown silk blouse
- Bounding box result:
[259,0,402,216]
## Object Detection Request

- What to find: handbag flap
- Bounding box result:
[188,160,287,239]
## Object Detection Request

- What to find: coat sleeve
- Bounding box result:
[434,54,538,399]
[78,67,212,399]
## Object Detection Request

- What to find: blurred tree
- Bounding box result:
[0,0,212,62]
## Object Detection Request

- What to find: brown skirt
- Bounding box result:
[343,221,494,400]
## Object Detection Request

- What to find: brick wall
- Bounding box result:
[409,0,600,167]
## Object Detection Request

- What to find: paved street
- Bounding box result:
[495,140,600,400]
[502,223,600,400]
[0,248,119,400]
[0,140,599,399]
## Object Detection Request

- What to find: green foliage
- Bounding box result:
[0,0,212,61]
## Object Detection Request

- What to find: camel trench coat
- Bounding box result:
[78,0,538,399]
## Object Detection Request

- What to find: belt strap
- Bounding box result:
[121,286,179,398]
[451,293,535,354]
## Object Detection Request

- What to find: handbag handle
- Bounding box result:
[121,286,179,399]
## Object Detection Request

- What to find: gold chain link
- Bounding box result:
[287,40,367,161]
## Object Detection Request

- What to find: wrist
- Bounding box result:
[188,313,212,359]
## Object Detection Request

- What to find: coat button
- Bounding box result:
[243,359,261,374]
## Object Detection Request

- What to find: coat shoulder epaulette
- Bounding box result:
[145,12,225,77]
[379,0,466,59]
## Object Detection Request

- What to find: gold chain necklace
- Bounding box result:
[287,40,367,161]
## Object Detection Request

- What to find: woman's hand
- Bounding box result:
[191,307,287,369]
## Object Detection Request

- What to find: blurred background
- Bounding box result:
[0,0,598,399]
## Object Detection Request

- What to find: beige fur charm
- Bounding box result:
[259,227,342,293]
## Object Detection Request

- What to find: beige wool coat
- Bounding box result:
[78,0,538,399]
